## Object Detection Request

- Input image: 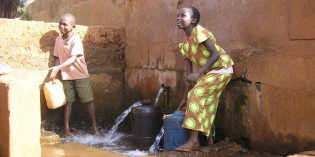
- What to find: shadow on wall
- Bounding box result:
[40,30,59,67]
[38,30,65,132]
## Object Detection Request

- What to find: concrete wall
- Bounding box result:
[0,70,45,157]
[17,0,315,155]
[123,0,315,155]
[0,18,126,129]
[26,0,127,27]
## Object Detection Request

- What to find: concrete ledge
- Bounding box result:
[0,70,49,157]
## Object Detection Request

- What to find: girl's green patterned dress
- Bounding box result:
[179,25,234,136]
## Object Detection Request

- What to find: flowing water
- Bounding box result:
[107,101,143,138]
[148,127,164,154]
[148,85,166,154]
[61,132,148,156]
[61,86,166,156]
[154,86,164,107]
[61,101,148,156]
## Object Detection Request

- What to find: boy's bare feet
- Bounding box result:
[92,127,103,137]
[64,130,74,138]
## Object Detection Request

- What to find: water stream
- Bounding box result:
[61,86,166,156]
[61,101,147,156]
[148,127,164,154]
[154,85,164,107]
[148,85,165,154]
[107,101,142,139]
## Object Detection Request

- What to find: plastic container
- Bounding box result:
[163,111,190,151]
[131,105,162,145]
[44,79,66,109]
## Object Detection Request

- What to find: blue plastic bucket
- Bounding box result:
[163,111,190,151]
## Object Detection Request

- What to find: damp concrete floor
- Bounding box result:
[41,140,283,157]
[41,143,129,157]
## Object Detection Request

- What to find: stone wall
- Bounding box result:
[18,0,315,155]
[0,18,126,129]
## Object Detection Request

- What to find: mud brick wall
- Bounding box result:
[0,18,126,129]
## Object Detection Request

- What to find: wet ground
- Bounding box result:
[40,100,283,157]
[42,143,129,157]
[287,151,315,157]
[61,133,150,156]
[142,140,282,157]
[41,135,282,157]
[146,141,280,157]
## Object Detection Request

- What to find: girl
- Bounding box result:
[175,6,234,151]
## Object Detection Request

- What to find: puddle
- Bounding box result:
[48,87,169,156]
[61,131,149,156]
[59,101,150,156]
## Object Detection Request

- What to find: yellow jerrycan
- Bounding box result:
[44,79,66,109]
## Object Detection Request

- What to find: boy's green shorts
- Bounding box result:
[62,78,94,103]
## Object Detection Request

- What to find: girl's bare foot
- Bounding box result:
[175,141,200,152]
[207,136,213,146]
[175,130,199,151]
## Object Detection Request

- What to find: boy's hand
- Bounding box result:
[49,66,59,80]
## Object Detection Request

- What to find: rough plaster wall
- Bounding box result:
[195,0,315,155]
[21,0,315,155]
[124,0,185,107]
[0,18,126,129]
[124,0,315,155]
[0,19,56,70]
[27,0,127,27]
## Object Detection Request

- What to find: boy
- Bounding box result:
[50,13,101,137]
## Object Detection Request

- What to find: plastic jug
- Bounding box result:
[44,79,66,109]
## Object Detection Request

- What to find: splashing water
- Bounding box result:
[148,127,164,154]
[61,101,147,156]
[107,101,143,138]
[62,131,124,146]
[61,132,149,156]
[154,86,164,107]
